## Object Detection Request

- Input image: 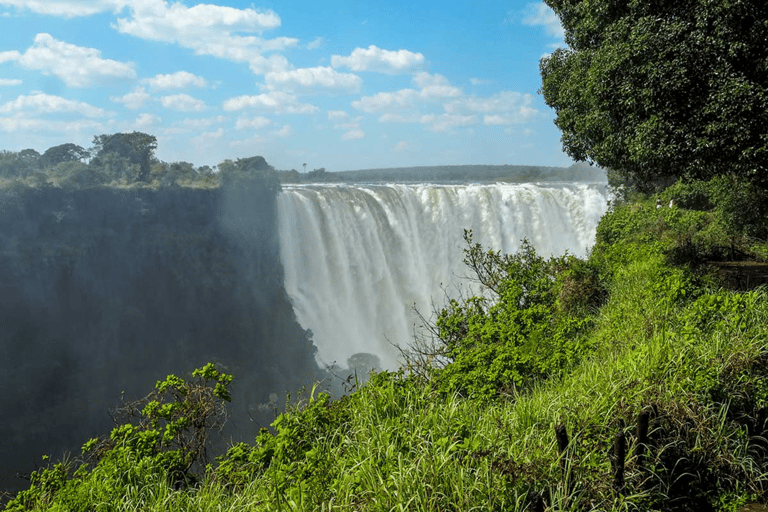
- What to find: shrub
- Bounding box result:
[5,363,233,511]
[425,231,598,401]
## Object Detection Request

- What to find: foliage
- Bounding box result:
[5,363,233,511]
[214,385,352,502]
[6,200,768,510]
[41,143,88,168]
[91,132,158,182]
[540,0,768,192]
[52,161,110,190]
[426,230,600,401]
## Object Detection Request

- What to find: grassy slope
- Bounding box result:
[6,196,768,512]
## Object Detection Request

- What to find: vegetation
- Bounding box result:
[540,0,768,192]
[0,132,224,190]
[5,188,768,510]
[4,0,768,507]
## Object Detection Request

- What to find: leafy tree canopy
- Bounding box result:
[540,0,768,191]
[91,132,158,182]
[42,143,88,167]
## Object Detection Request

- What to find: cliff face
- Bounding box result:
[0,179,321,479]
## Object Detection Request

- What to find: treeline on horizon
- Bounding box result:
[0,132,606,192]
[280,161,606,184]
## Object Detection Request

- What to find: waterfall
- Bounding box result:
[277,182,610,370]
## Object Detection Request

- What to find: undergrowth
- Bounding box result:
[6,188,768,511]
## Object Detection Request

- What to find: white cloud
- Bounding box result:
[235,115,271,130]
[160,93,205,112]
[197,127,224,140]
[11,33,136,87]
[522,3,564,40]
[0,114,106,132]
[114,0,293,75]
[327,110,349,121]
[413,72,462,99]
[0,0,125,18]
[0,51,21,63]
[420,113,475,132]
[273,124,292,137]
[328,111,364,141]
[331,45,425,74]
[483,115,506,125]
[163,115,225,135]
[352,89,421,115]
[470,77,492,86]
[111,86,150,109]
[145,71,206,90]
[393,140,410,152]
[265,66,361,92]
[341,128,364,140]
[133,112,160,129]
[0,78,22,86]
[223,91,318,114]
[354,73,461,119]
[445,91,539,124]
[306,37,324,50]
[0,92,108,117]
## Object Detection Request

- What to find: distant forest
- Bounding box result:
[279,161,606,184]
[0,132,606,192]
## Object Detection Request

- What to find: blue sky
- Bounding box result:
[0,0,567,171]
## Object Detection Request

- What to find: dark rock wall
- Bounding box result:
[0,181,321,482]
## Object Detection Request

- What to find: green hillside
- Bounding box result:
[6,178,768,511]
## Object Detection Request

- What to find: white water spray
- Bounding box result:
[277,182,610,370]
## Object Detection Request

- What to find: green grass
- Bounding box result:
[8,195,768,511]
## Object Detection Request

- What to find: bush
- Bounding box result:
[5,363,233,511]
[425,231,599,401]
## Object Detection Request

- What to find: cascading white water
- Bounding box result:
[277,182,610,370]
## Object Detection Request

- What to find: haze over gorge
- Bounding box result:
[0,161,608,494]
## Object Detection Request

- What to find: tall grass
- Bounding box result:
[9,198,768,511]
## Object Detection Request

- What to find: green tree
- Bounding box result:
[91,132,158,182]
[421,231,598,401]
[539,0,768,192]
[41,143,89,168]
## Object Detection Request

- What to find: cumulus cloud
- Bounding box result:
[0,78,22,86]
[413,72,462,99]
[163,115,225,135]
[341,128,364,140]
[9,33,136,87]
[160,93,206,112]
[445,91,539,124]
[133,112,161,129]
[0,92,108,117]
[111,86,150,109]
[0,115,106,132]
[352,73,462,124]
[331,45,425,74]
[522,3,565,40]
[235,115,271,130]
[114,0,293,75]
[223,91,318,114]
[353,89,420,115]
[272,124,292,137]
[0,0,125,18]
[0,51,20,63]
[327,110,349,121]
[145,71,206,90]
[420,113,476,132]
[327,110,364,141]
[306,37,324,50]
[393,140,410,152]
[265,66,361,93]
